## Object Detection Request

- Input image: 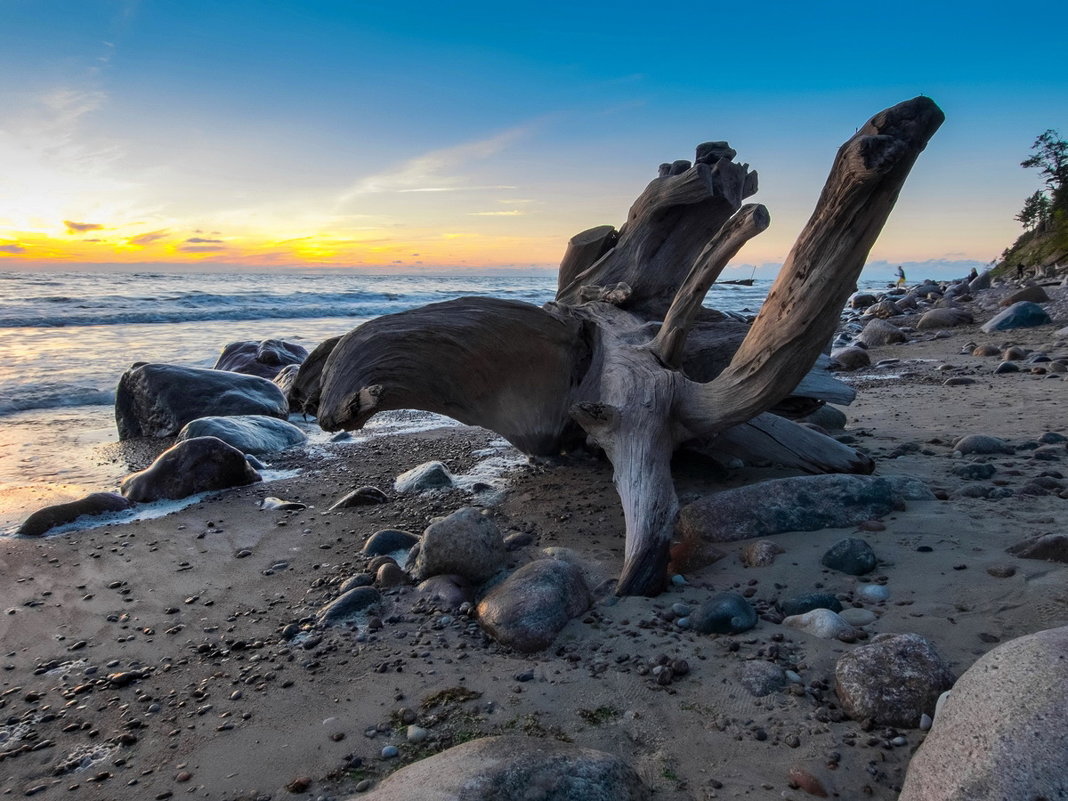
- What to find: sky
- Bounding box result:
[1,0,1066,279]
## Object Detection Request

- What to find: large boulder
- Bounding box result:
[119,436,261,502]
[176,415,306,455]
[863,299,902,319]
[856,318,907,347]
[409,507,506,584]
[968,269,992,292]
[287,336,341,415]
[980,301,1052,333]
[899,626,1068,801]
[18,492,134,536]
[829,346,870,371]
[835,633,954,727]
[916,308,973,330]
[477,559,591,652]
[115,363,288,440]
[999,285,1050,306]
[352,735,649,801]
[676,474,933,543]
[213,338,309,379]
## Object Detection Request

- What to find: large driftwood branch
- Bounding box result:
[650,203,770,367]
[305,97,943,597]
[679,97,944,436]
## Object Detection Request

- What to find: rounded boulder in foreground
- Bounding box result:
[899,625,1068,801]
[690,592,757,635]
[350,735,649,801]
[835,633,954,727]
[119,436,261,502]
[410,507,506,584]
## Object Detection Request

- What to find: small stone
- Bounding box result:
[690,592,757,635]
[381,745,399,759]
[779,593,843,617]
[286,776,311,793]
[857,583,890,603]
[986,564,1016,578]
[740,540,784,568]
[821,538,877,575]
[783,608,857,640]
[839,607,878,627]
[406,725,428,743]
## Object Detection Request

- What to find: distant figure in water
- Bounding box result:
[895,265,906,287]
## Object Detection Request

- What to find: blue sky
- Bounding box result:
[1,0,1065,277]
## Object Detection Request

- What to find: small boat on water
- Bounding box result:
[718,278,754,286]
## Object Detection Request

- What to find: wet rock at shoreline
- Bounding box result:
[18,492,134,537]
[857,317,907,347]
[120,436,261,502]
[477,559,591,652]
[917,308,973,330]
[316,586,383,627]
[330,485,389,509]
[409,507,506,584]
[176,414,306,455]
[363,528,419,556]
[899,626,1068,801]
[835,633,954,727]
[395,461,455,493]
[213,338,309,380]
[351,735,649,800]
[830,346,870,371]
[115,363,288,439]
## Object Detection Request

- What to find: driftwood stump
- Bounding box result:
[299,97,944,596]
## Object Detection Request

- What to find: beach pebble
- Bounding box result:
[943,376,975,386]
[339,573,374,593]
[376,562,408,588]
[361,735,648,800]
[919,713,933,731]
[917,308,972,330]
[690,592,757,635]
[409,508,506,584]
[394,461,455,493]
[839,607,878,627]
[779,592,843,617]
[380,745,399,759]
[830,346,871,371]
[856,583,890,603]
[477,559,591,653]
[738,660,786,697]
[993,360,1020,374]
[971,343,1000,357]
[259,496,306,511]
[953,434,1014,455]
[330,485,389,509]
[406,725,428,743]
[821,538,877,575]
[782,608,857,640]
[835,633,954,727]
[739,540,784,568]
[900,626,1068,800]
[951,461,996,480]
[363,529,420,556]
[986,564,1016,578]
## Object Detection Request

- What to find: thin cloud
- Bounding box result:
[186,237,223,244]
[129,230,168,246]
[64,220,104,233]
[397,185,516,194]
[339,126,530,201]
[179,244,225,252]
[0,244,26,253]
[470,210,524,216]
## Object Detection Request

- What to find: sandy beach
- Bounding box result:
[2,280,1068,800]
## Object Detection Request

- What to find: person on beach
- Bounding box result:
[1016,263,1025,280]
[895,265,906,287]
[967,267,978,281]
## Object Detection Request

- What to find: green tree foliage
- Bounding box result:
[1021,129,1068,210]
[1016,190,1051,231]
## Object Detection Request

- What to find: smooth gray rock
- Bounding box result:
[416,574,475,611]
[352,735,649,801]
[821,537,877,575]
[690,592,757,635]
[953,434,1013,455]
[410,507,506,584]
[916,308,973,330]
[330,485,389,509]
[801,404,848,431]
[899,626,1068,801]
[395,461,455,493]
[857,317,907,347]
[120,437,261,502]
[968,269,992,292]
[980,301,1052,333]
[363,529,419,556]
[316,586,383,626]
[739,660,786,696]
[477,559,591,653]
[779,593,842,617]
[1006,533,1068,563]
[677,474,932,543]
[830,346,871,371]
[951,462,996,480]
[18,492,134,536]
[176,414,306,455]
[213,338,309,379]
[783,608,857,639]
[835,633,954,727]
[115,363,288,439]
[999,285,1050,306]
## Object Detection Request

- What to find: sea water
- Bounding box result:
[0,269,780,532]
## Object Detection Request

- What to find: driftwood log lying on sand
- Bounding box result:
[296,97,944,596]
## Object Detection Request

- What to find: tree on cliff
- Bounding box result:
[1021,129,1067,212]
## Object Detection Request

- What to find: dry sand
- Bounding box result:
[2,285,1068,801]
